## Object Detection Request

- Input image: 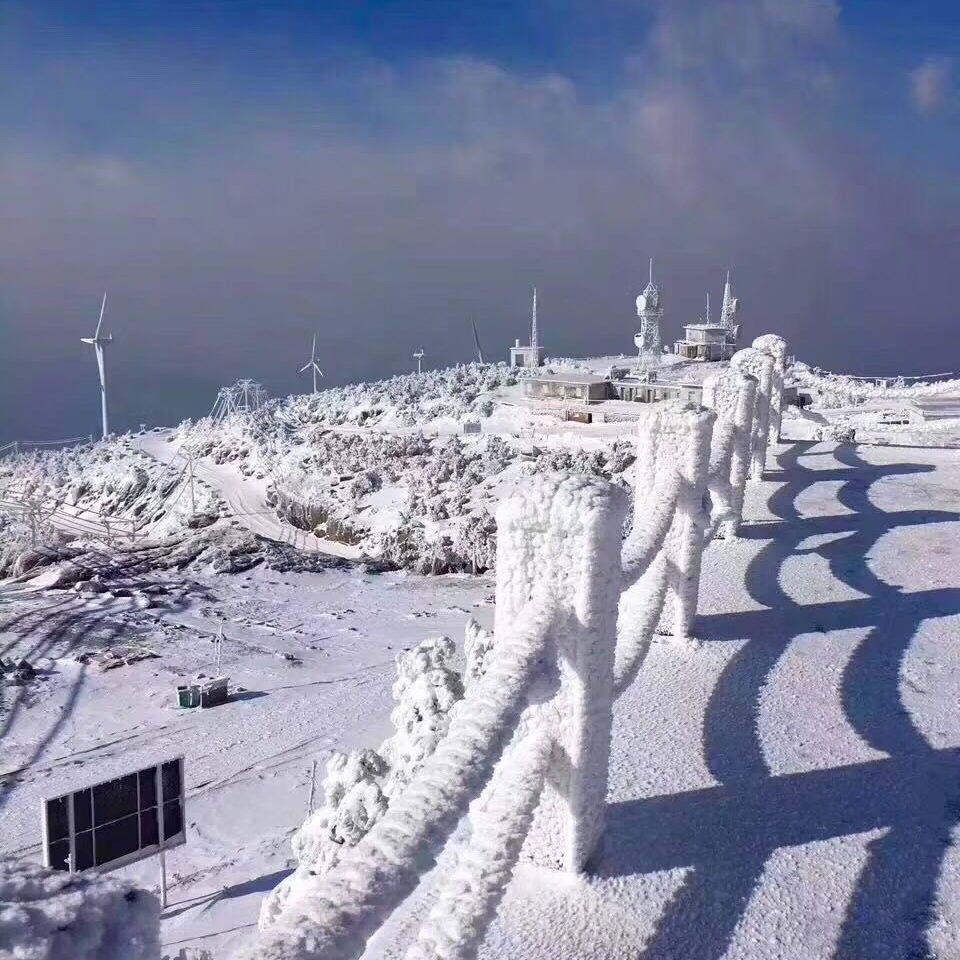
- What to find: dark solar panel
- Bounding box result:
[43,757,185,874]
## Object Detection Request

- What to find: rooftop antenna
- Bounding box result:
[530,287,538,351]
[649,258,653,285]
[413,348,425,374]
[298,333,324,394]
[80,292,113,438]
[471,318,484,364]
[705,292,711,324]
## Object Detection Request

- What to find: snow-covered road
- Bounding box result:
[134,431,360,560]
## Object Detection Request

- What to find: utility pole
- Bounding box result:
[215,622,224,677]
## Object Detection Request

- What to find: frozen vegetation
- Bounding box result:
[0,859,160,960]
[171,369,637,573]
[274,364,516,429]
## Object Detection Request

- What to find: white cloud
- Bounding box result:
[647,0,839,72]
[909,56,952,114]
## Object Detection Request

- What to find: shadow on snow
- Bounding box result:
[599,441,960,960]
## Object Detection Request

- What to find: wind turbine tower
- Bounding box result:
[298,334,324,393]
[413,348,425,374]
[80,292,113,438]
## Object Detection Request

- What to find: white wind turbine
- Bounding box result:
[80,292,113,438]
[298,333,324,393]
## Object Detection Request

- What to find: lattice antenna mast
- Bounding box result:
[531,287,538,352]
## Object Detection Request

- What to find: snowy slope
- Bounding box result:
[135,432,360,560]
[4,440,958,959]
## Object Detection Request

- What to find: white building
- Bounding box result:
[674,274,740,361]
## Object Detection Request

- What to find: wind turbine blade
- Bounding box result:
[95,292,107,338]
[313,364,324,378]
[311,334,317,362]
[298,362,312,374]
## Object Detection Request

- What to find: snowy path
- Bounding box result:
[134,432,361,560]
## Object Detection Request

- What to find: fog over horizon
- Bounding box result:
[2,0,959,442]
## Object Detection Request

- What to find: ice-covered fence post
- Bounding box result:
[731,346,775,481]
[702,370,758,539]
[635,405,715,640]
[753,334,787,443]
[496,474,628,873]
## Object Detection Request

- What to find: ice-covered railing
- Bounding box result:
[791,362,960,404]
[243,335,787,960]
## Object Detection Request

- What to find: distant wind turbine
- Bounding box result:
[80,292,113,438]
[413,348,425,374]
[298,333,324,394]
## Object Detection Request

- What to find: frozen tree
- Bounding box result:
[381,635,465,792]
[463,617,496,688]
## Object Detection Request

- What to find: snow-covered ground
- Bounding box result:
[3,438,959,958]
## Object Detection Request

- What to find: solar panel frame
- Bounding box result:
[41,756,185,875]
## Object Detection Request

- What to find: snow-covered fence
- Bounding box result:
[790,364,960,407]
[702,370,758,539]
[731,345,777,480]
[0,490,142,545]
[753,334,787,442]
[245,336,786,960]
[0,436,93,459]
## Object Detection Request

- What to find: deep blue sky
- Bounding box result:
[2,0,959,440]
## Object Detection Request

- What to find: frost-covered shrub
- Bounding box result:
[463,617,496,688]
[0,859,159,960]
[260,634,467,930]
[290,749,389,879]
[275,363,517,430]
[532,440,635,479]
[381,636,464,793]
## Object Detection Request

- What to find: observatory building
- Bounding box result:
[673,273,740,362]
